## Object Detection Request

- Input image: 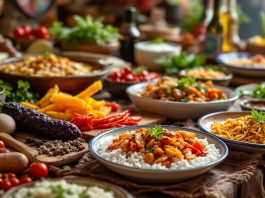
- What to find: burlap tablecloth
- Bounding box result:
[50,119,265,198]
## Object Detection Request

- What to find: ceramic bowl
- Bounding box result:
[135,41,181,71]
[3,177,133,198]
[89,125,228,183]
[127,82,239,120]
[198,111,265,153]
[240,99,265,112]
[0,52,108,94]
[179,68,233,86]
[216,52,265,77]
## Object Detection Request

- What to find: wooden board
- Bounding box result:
[0,132,88,166]
[82,110,166,140]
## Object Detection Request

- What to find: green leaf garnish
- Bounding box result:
[49,15,119,46]
[177,77,196,90]
[251,109,265,124]
[155,52,207,74]
[151,37,165,44]
[145,146,155,153]
[133,66,148,75]
[252,84,265,99]
[146,125,165,140]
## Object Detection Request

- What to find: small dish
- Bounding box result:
[89,125,228,183]
[240,99,265,112]
[216,52,265,77]
[198,111,265,153]
[179,68,233,86]
[127,82,239,120]
[135,41,181,71]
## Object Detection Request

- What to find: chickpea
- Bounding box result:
[144,153,155,164]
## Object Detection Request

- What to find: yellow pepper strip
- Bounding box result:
[36,84,59,108]
[51,93,87,110]
[21,102,39,110]
[76,80,102,99]
[86,97,105,110]
[39,103,64,113]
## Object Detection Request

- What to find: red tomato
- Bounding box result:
[21,24,32,35]
[13,28,26,38]
[1,181,11,191]
[0,178,3,187]
[34,26,49,39]
[7,173,16,179]
[29,162,48,179]
[9,178,20,187]
[159,137,171,145]
[19,176,32,184]
[0,140,5,149]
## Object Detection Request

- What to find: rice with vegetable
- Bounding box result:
[96,126,221,170]
[9,179,114,198]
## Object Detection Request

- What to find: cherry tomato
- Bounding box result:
[0,178,3,187]
[9,178,20,187]
[21,24,32,35]
[34,26,49,39]
[7,173,16,180]
[0,140,5,149]
[13,28,25,38]
[29,162,48,179]
[19,176,32,184]
[1,181,11,191]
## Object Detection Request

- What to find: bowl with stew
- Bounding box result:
[240,99,265,112]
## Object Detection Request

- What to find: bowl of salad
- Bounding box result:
[3,177,133,198]
[127,77,238,120]
[105,66,160,99]
[49,16,120,55]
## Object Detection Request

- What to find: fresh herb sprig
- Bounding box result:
[146,125,165,140]
[252,85,265,99]
[251,109,265,124]
[177,77,196,90]
[49,15,119,46]
[155,52,207,74]
[0,80,39,103]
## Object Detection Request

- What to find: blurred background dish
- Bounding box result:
[216,52,265,77]
[135,41,181,71]
[240,99,265,112]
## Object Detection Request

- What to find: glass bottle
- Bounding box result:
[204,0,223,58]
[220,0,240,52]
[120,7,140,64]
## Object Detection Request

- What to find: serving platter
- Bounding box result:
[3,176,133,198]
[198,111,265,153]
[89,125,228,183]
[216,52,265,77]
[0,132,88,166]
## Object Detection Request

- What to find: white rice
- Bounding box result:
[96,132,221,170]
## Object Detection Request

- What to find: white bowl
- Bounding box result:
[135,41,181,71]
[89,125,228,183]
[126,82,239,120]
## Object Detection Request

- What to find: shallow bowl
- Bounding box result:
[89,125,228,183]
[127,82,239,120]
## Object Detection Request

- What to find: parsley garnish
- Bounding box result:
[146,125,165,140]
[133,66,148,75]
[145,146,155,153]
[251,109,265,124]
[177,77,196,90]
[151,37,165,44]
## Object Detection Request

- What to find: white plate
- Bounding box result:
[216,52,265,77]
[89,125,228,183]
[127,82,239,120]
[198,111,265,153]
